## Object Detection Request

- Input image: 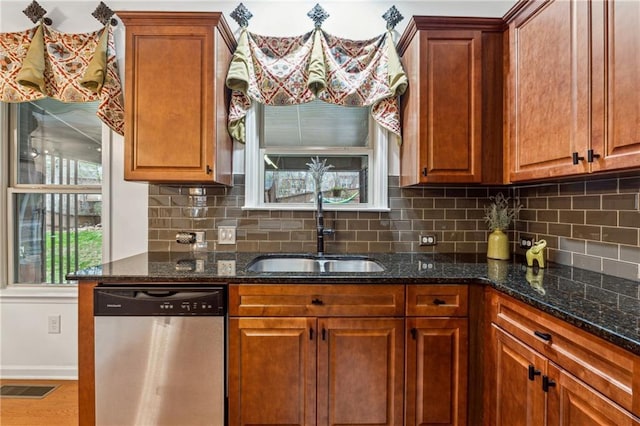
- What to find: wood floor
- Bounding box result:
[0,379,78,426]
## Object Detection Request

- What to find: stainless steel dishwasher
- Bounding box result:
[94,285,226,426]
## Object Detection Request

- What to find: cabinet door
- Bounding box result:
[317,318,404,426]
[406,318,469,426]
[228,317,316,426]
[508,0,591,181]
[591,0,640,172]
[489,325,546,426]
[546,363,640,426]
[401,30,482,185]
[119,12,233,183]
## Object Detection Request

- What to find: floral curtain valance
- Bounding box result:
[226,28,408,143]
[0,23,124,135]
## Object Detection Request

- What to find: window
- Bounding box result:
[244,100,389,210]
[6,99,103,285]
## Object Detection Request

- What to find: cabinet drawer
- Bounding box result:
[229,284,405,317]
[406,285,468,317]
[488,289,637,414]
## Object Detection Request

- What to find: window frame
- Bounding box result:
[3,101,105,287]
[244,103,389,211]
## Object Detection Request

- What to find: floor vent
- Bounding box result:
[0,384,58,399]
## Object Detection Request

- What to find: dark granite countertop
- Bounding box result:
[68,251,640,356]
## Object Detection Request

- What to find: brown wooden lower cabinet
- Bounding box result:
[405,317,469,426]
[77,282,639,426]
[489,325,640,425]
[228,316,404,426]
[547,364,640,426]
[486,290,640,426]
[489,324,548,425]
[228,317,316,426]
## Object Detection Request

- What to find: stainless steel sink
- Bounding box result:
[322,258,384,273]
[246,256,320,273]
[246,254,385,273]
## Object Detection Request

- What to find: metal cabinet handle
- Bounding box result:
[542,375,556,392]
[322,328,326,341]
[534,331,552,341]
[587,149,600,163]
[310,328,314,340]
[572,152,584,165]
[206,165,212,174]
[311,298,324,305]
[528,365,541,381]
[410,328,417,340]
[433,298,446,305]
[422,167,427,176]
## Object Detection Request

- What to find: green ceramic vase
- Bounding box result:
[487,229,510,260]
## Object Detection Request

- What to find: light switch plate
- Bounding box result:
[218,226,236,244]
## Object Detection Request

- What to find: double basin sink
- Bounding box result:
[246,254,385,273]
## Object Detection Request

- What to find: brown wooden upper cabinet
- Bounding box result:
[397,17,505,186]
[506,0,640,182]
[118,12,235,184]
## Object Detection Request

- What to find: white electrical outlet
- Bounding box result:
[419,234,437,246]
[418,260,434,271]
[218,260,236,276]
[48,315,61,334]
[218,226,236,245]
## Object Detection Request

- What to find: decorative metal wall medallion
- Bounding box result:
[22,0,49,24]
[307,4,329,28]
[230,3,253,28]
[92,1,117,26]
[382,6,404,30]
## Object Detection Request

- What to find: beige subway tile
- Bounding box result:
[602,227,639,246]
[603,194,638,210]
[346,241,369,252]
[559,210,585,224]
[258,241,282,252]
[369,241,392,252]
[237,241,260,252]
[537,210,558,223]
[586,211,617,227]
[355,230,378,241]
[435,199,456,209]
[347,220,369,231]
[572,225,601,241]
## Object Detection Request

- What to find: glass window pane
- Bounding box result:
[13,193,102,284]
[263,100,369,147]
[17,99,102,185]
[264,155,368,205]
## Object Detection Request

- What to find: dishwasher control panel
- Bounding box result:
[94,286,226,316]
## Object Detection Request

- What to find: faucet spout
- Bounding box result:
[317,191,325,256]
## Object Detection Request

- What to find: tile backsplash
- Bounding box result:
[515,175,640,281]
[148,174,640,281]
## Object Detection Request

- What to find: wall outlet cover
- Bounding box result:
[218,260,236,276]
[520,236,535,249]
[48,315,61,334]
[419,234,437,246]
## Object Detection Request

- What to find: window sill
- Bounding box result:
[0,285,78,302]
